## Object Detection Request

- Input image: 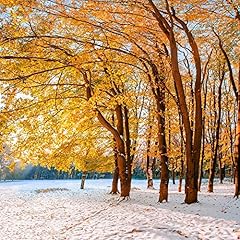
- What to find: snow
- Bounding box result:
[0,179,239,240]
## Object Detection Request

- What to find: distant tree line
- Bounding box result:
[1,164,231,183]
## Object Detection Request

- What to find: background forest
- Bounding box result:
[0,0,239,204]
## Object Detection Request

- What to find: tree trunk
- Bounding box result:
[147,162,153,189]
[83,72,130,197]
[227,107,235,183]
[146,125,154,189]
[111,157,119,194]
[115,105,130,197]
[147,158,156,189]
[198,69,209,191]
[178,155,184,192]
[198,147,204,191]
[172,169,175,184]
[218,150,223,184]
[110,115,119,194]
[117,154,129,197]
[147,1,202,203]
[146,130,153,188]
[234,63,240,198]
[80,172,87,189]
[208,156,217,192]
[234,154,240,197]
[124,106,132,194]
[169,119,175,185]
[156,93,169,203]
[178,112,184,192]
[149,63,169,202]
[231,165,234,183]
[208,70,224,192]
[219,163,225,184]
[215,32,239,197]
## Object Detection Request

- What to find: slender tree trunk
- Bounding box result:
[150,63,169,202]
[208,81,217,192]
[81,172,87,189]
[198,70,209,191]
[168,119,175,185]
[124,106,132,194]
[172,168,175,185]
[232,165,235,183]
[178,154,184,192]
[219,163,223,184]
[208,71,224,192]
[156,94,169,203]
[110,115,119,194]
[214,32,239,196]
[147,156,154,188]
[111,155,119,194]
[178,111,185,192]
[198,142,204,191]
[115,105,130,197]
[146,125,154,189]
[227,107,235,183]
[235,109,240,197]
[234,64,240,198]
[219,155,225,184]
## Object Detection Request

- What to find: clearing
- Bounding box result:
[0,179,239,240]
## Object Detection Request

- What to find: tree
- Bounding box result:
[147,0,202,203]
[0,0,239,201]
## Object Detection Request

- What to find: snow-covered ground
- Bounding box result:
[0,179,239,240]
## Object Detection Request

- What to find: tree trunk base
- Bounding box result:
[147,179,154,189]
[185,187,198,204]
[208,183,213,193]
[120,184,130,198]
[178,179,182,192]
[109,190,120,194]
[159,182,168,203]
[111,181,119,194]
[80,173,87,189]
[118,196,131,203]
[120,192,130,197]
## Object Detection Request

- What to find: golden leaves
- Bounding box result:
[0,0,238,177]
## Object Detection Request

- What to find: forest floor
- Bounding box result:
[0,179,239,240]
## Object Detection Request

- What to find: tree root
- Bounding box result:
[157,199,168,203]
[116,196,130,204]
[109,190,120,195]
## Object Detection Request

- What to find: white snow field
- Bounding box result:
[0,179,239,240]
